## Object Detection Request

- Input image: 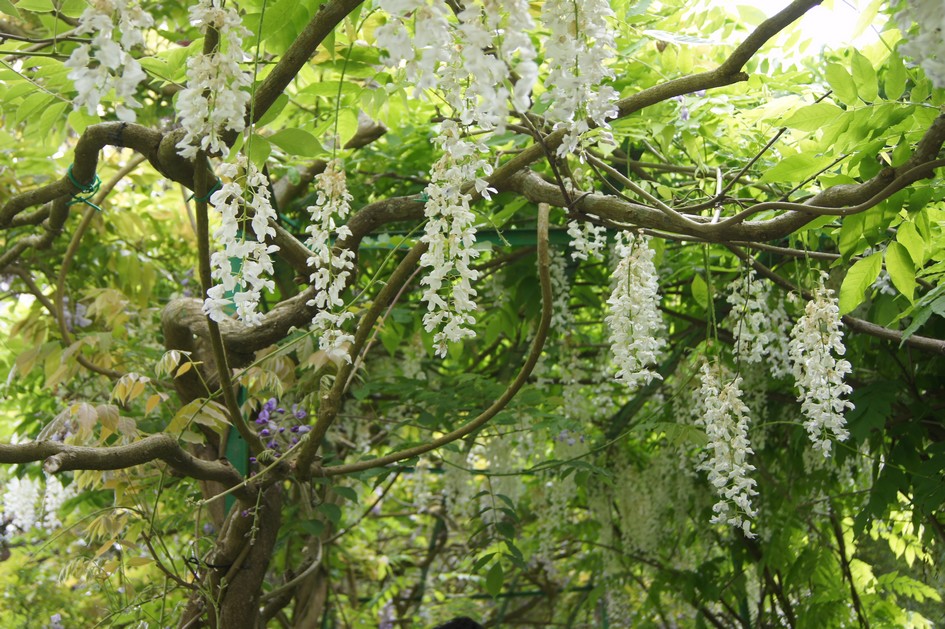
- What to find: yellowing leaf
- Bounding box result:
[155,350,183,378]
[94,539,117,559]
[71,402,98,434]
[129,378,147,401]
[127,556,153,567]
[145,394,163,415]
[96,404,120,431]
[179,430,206,444]
[118,416,137,437]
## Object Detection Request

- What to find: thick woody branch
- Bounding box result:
[0,435,251,497]
[0,123,195,270]
[161,193,425,362]
[503,119,945,243]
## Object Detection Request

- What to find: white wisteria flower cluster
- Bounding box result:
[788,275,854,457]
[540,0,620,157]
[203,156,280,326]
[444,0,538,130]
[2,474,75,535]
[726,269,792,379]
[377,0,537,128]
[896,0,945,89]
[2,475,40,533]
[64,0,153,122]
[376,0,452,90]
[304,159,357,364]
[419,121,487,357]
[546,239,573,332]
[41,474,75,531]
[695,362,759,538]
[567,218,608,261]
[175,0,252,159]
[605,231,666,390]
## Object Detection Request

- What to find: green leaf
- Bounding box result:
[471,553,495,572]
[885,242,916,302]
[15,0,53,11]
[16,92,54,126]
[300,81,362,99]
[247,134,271,168]
[332,486,358,502]
[267,128,323,157]
[59,0,84,17]
[255,93,288,128]
[901,294,945,342]
[690,274,708,309]
[495,521,516,540]
[781,103,844,131]
[896,221,926,267]
[885,53,907,101]
[758,153,834,184]
[37,101,69,139]
[851,51,878,102]
[316,503,342,526]
[0,0,21,18]
[839,252,882,314]
[825,63,858,106]
[485,562,504,597]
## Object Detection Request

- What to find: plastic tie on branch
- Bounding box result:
[66,164,102,212]
[188,178,223,204]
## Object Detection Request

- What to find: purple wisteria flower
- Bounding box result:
[249,398,312,467]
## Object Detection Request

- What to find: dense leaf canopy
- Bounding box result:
[1,0,945,627]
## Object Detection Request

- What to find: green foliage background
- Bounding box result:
[1,0,945,626]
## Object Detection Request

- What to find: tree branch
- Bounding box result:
[0,435,250,497]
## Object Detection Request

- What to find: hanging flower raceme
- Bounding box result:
[567,218,608,261]
[375,0,452,91]
[540,0,620,157]
[64,0,153,122]
[896,0,945,89]
[377,0,536,126]
[788,275,854,457]
[304,159,356,364]
[726,269,792,378]
[442,0,538,130]
[606,232,666,390]
[419,121,489,357]
[546,239,573,332]
[695,361,758,538]
[203,156,280,326]
[2,473,75,535]
[175,0,252,159]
